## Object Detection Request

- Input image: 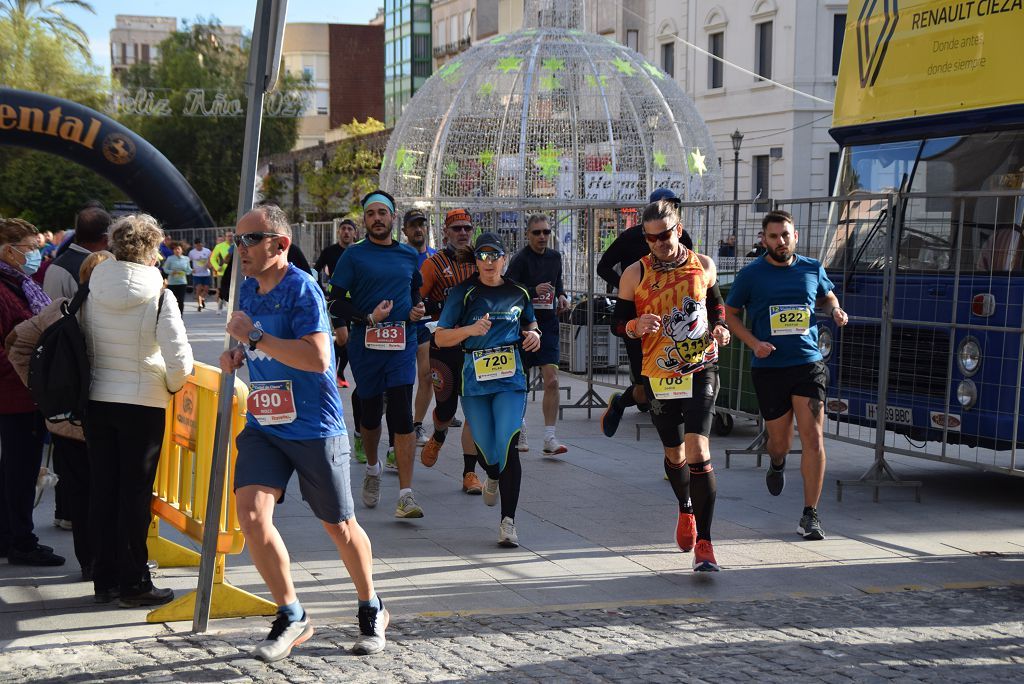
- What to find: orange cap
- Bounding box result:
[444,208,472,229]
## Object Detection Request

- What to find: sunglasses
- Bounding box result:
[474,250,505,263]
[643,225,678,243]
[530,229,552,236]
[449,225,473,233]
[234,232,284,248]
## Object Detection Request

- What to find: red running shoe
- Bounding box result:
[675,512,696,552]
[692,539,720,572]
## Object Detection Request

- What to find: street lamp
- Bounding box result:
[730,129,743,247]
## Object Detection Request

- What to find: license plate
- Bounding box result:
[866,403,913,426]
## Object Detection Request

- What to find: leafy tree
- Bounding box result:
[0,0,95,64]
[118,19,302,225]
[295,121,384,220]
[259,170,287,207]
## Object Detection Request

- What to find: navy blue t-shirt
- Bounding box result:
[329,239,422,323]
[505,246,564,325]
[726,254,834,368]
[240,265,346,439]
[438,276,537,396]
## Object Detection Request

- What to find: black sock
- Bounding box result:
[433,428,448,445]
[462,453,476,476]
[499,450,522,520]
[803,506,816,516]
[664,458,693,513]
[620,387,639,408]
[689,460,717,542]
[414,421,422,428]
[770,457,787,470]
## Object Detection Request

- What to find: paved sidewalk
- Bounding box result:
[2,305,1023,681]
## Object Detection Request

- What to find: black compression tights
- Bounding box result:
[477,447,522,521]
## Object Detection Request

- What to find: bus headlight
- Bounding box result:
[956,379,977,409]
[956,337,981,377]
[818,326,833,362]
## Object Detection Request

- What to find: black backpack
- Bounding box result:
[28,284,91,425]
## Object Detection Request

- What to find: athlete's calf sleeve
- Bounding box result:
[384,384,415,435]
[664,458,692,512]
[688,460,716,542]
[360,393,385,431]
[499,450,522,521]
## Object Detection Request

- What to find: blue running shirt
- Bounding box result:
[726,254,835,369]
[438,275,537,396]
[329,239,422,322]
[239,264,346,439]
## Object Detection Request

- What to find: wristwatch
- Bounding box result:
[248,328,264,351]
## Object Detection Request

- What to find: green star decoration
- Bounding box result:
[394,147,415,173]
[585,74,608,88]
[539,75,562,91]
[612,58,636,76]
[602,162,614,173]
[688,148,707,176]
[438,61,462,81]
[443,160,458,177]
[478,82,495,96]
[496,57,523,73]
[643,62,664,79]
[479,150,495,167]
[541,57,565,72]
[653,150,668,170]
[535,145,563,180]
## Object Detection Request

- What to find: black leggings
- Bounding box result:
[477,447,522,521]
[360,384,414,435]
[168,285,186,314]
[429,344,462,423]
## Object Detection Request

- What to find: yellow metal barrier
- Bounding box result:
[146,361,275,622]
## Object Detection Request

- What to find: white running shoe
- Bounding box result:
[498,517,519,547]
[482,477,499,507]
[414,424,427,447]
[352,600,389,655]
[517,424,530,452]
[395,492,424,518]
[361,472,381,508]
[542,436,568,456]
[253,612,313,662]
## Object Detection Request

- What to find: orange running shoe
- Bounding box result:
[420,437,441,467]
[675,512,696,552]
[462,472,483,495]
[692,539,720,572]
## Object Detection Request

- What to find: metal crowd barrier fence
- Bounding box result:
[145,362,275,623]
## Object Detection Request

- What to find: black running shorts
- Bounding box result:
[749,360,828,422]
[641,367,719,446]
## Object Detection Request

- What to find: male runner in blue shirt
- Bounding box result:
[221,204,387,662]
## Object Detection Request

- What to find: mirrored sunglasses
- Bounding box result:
[234,232,284,247]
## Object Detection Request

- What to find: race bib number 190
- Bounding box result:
[769,305,812,336]
[649,374,693,400]
[473,346,517,381]
[365,321,406,350]
[247,380,297,426]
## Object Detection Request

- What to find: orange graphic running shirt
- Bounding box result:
[633,250,718,379]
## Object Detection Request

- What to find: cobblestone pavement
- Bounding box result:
[5,586,1023,683]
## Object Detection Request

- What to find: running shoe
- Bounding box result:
[253,611,314,662]
[118,585,174,608]
[517,424,530,452]
[420,437,441,467]
[361,472,381,508]
[542,436,568,456]
[766,460,786,496]
[352,600,389,655]
[450,416,463,428]
[482,477,499,506]
[353,435,366,464]
[498,517,519,547]
[414,424,427,446]
[692,540,720,572]
[675,512,697,553]
[798,509,826,540]
[462,472,482,495]
[395,492,424,518]
[337,378,349,389]
[601,392,625,437]
[385,447,397,470]
[54,518,73,531]
[638,402,651,413]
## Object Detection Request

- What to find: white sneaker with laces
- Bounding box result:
[352,600,389,655]
[253,612,313,662]
[361,472,381,508]
[395,491,424,518]
[517,424,529,452]
[482,477,499,506]
[542,435,568,456]
[414,424,427,447]
[498,517,519,547]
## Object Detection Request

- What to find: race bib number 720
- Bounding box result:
[769,305,812,336]
[473,346,517,381]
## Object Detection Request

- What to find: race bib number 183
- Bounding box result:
[769,305,812,336]
[365,321,406,350]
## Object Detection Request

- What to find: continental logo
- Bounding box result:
[856,0,900,88]
[0,104,102,150]
[102,133,136,164]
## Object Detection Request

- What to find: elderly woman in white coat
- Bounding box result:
[81,214,194,607]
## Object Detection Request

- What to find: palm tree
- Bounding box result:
[0,0,95,61]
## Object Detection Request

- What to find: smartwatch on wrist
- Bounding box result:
[248,328,264,351]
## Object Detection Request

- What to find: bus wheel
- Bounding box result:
[713,412,734,437]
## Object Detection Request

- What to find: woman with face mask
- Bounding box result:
[0,218,62,567]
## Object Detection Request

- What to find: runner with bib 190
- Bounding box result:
[614,199,731,572]
[434,233,541,548]
[724,209,848,541]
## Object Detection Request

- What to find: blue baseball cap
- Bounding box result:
[649,188,679,203]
